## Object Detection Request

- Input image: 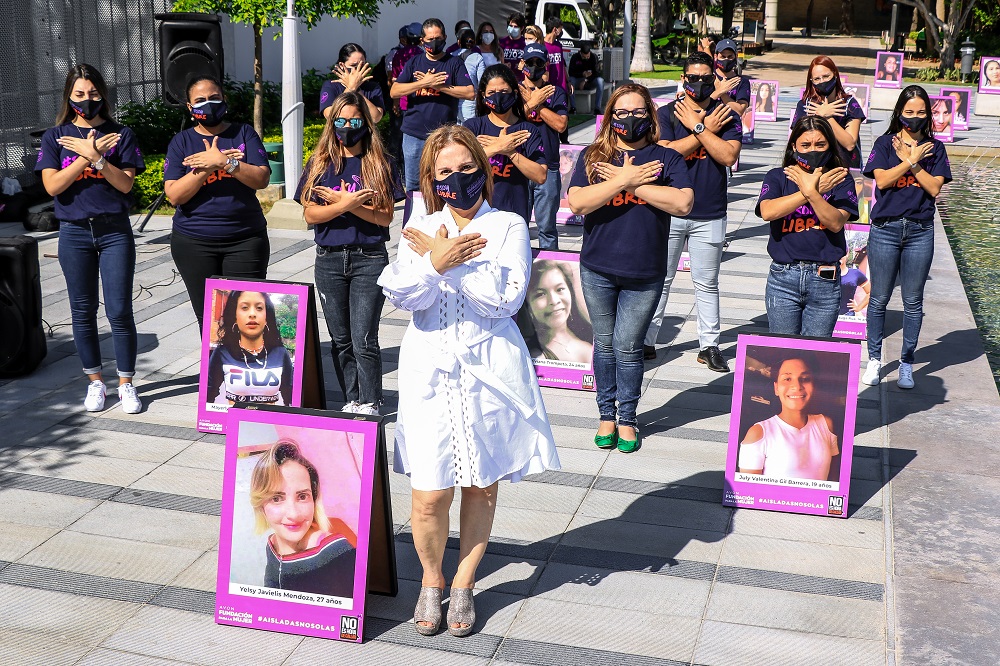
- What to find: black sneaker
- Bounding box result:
[643,345,657,361]
[697,346,730,373]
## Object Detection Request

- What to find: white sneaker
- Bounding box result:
[84,380,106,412]
[341,401,360,413]
[897,362,914,389]
[118,383,143,414]
[861,360,881,386]
[355,402,380,416]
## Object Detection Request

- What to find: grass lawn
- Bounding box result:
[903,77,978,87]
[631,64,684,79]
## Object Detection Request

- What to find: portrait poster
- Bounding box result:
[929,95,956,142]
[216,405,397,642]
[197,279,325,434]
[833,223,871,340]
[978,56,1000,95]
[750,80,779,122]
[723,334,861,518]
[874,51,904,88]
[939,87,970,130]
[740,104,755,144]
[516,249,596,391]
[843,83,871,117]
[556,144,585,225]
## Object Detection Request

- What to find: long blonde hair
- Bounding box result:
[299,91,394,215]
[418,125,494,214]
[582,84,660,183]
[249,441,332,535]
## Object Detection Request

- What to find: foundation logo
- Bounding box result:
[582,374,595,390]
[339,615,359,640]
[827,495,845,516]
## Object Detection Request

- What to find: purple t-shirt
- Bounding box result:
[755,167,858,264]
[839,267,868,314]
[499,36,526,78]
[35,121,145,220]
[657,100,743,220]
[862,133,952,222]
[523,85,568,170]
[293,155,403,247]
[568,144,692,280]
[791,96,867,167]
[462,116,546,222]
[544,41,569,91]
[164,123,269,240]
[319,79,385,115]
[396,52,473,139]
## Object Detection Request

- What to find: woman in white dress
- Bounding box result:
[378,124,559,638]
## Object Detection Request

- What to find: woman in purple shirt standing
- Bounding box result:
[860,85,951,389]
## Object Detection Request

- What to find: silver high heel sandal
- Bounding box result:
[413,586,443,635]
[447,587,476,637]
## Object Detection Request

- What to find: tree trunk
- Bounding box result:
[721,0,736,34]
[696,0,707,36]
[253,22,264,139]
[652,0,672,34]
[805,0,815,37]
[840,0,854,35]
[633,0,654,71]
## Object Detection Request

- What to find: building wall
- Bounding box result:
[774,0,894,33]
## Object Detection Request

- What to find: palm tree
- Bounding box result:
[633,0,654,72]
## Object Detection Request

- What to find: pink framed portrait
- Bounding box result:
[874,51,904,88]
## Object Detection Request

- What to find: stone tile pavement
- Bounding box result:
[0,81,998,666]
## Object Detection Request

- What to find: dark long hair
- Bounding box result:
[803,56,848,104]
[517,260,591,360]
[884,84,932,136]
[782,116,846,170]
[476,64,526,119]
[56,64,114,125]
[337,42,366,64]
[755,83,774,113]
[477,21,502,60]
[217,291,283,356]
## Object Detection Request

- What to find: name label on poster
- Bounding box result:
[735,472,840,491]
[230,582,353,609]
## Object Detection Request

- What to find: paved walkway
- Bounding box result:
[0,80,998,665]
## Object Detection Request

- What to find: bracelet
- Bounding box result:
[906,159,916,168]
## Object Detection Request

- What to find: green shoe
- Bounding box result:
[617,427,640,453]
[594,428,618,449]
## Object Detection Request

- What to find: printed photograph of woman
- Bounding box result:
[930,96,955,142]
[939,87,969,129]
[979,57,1000,93]
[875,52,903,88]
[517,257,594,365]
[752,80,778,122]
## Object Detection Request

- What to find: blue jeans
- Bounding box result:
[765,262,842,337]
[866,218,935,364]
[402,133,426,192]
[529,168,560,250]
[314,244,389,405]
[580,265,664,427]
[58,215,137,377]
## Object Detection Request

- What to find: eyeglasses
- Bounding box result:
[334,118,365,129]
[685,74,715,83]
[612,108,649,119]
[811,73,834,84]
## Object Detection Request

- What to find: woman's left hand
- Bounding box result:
[784,165,823,197]
[402,227,434,256]
[806,99,847,118]
[56,129,117,163]
[590,162,622,182]
[334,62,373,92]
[182,136,228,171]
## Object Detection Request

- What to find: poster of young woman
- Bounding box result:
[557,144,585,225]
[197,279,312,434]
[216,406,395,642]
[723,335,861,518]
[516,249,595,391]
[929,95,955,142]
[979,56,1000,94]
[740,104,755,144]
[750,80,779,122]
[833,223,871,340]
[874,51,904,88]
[939,87,970,130]
[843,83,871,116]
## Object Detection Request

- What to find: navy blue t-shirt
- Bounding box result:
[791,96,866,167]
[35,121,145,220]
[863,133,952,222]
[164,123,270,240]
[658,100,742,220]
[523,85,569,170]
[293,155,403,247]
[718,74,752,105]
[463,116,546,223]
[568,144,693,280]
[319,79,385,115]
[755,167,859,264]
[397,52,473,139]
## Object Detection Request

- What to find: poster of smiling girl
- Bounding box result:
[198,278,324,433]
[516,250,596,391]
[723,335,861,518]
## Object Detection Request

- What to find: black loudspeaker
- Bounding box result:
[155,12,225,108]
[0,236,47,378]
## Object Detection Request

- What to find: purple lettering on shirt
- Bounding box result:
[760,183,770,198]
[61,155,75,170]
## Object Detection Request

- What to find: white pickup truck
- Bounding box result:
[479,0,600,47]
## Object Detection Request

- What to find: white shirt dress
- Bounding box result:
[378,203,560,491]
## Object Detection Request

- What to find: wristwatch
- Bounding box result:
[693,123,706,135]
[92,156,106,171]
[224,157,239,174]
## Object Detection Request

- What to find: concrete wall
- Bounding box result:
[774,0,893,34]
[221,0,474,82]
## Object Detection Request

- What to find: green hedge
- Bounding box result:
[134,154,165,210]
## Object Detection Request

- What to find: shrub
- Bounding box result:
[118,99,186,155]
[133,154,167,210]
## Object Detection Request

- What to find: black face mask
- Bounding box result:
[524,64,546,81]
[716,58,737,73]
[191,100,227,127]
[335,124,370,146]
[69,98,104,120]
[898,114,928,134]
[815,78,838,97]
[611,115,652,143]
[683,80,713,103]
[484,92,517,114]
[434,169,487,210]
[793,149,832,173]
[423,38,445,55]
